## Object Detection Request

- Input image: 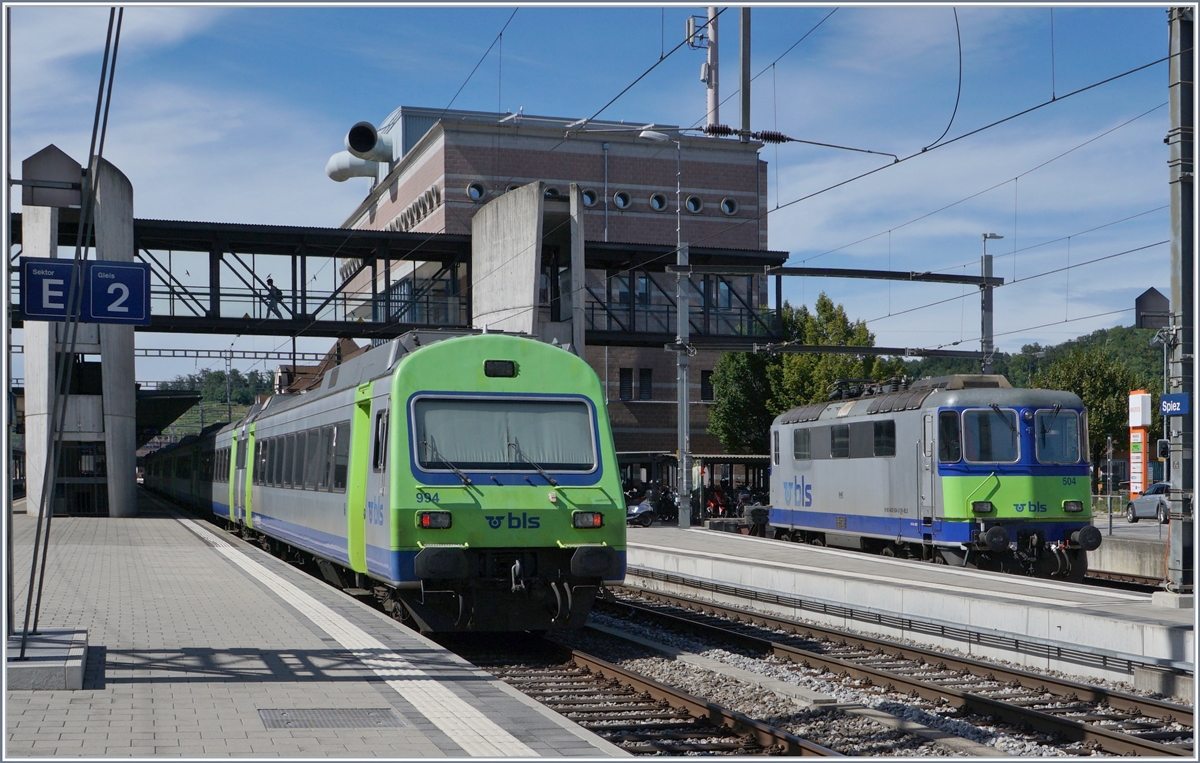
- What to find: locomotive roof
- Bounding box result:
[776,381,1084,426]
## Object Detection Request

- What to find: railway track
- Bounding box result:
[602,588,1193,757]
[454,638,839,756]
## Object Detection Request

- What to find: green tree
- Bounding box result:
[773,294,906,411]
[160,368,274,405]
[1031,345,1152,466]
[707,351,777,454]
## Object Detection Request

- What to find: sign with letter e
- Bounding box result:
[1161,393,1190,417]
[20,257,81,321]
[85,261,150,324]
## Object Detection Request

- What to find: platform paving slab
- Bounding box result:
[6,491,628,757]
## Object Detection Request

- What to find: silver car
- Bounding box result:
[1127,482,1171,524]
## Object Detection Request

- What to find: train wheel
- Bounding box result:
[790,533,804,543]
[880,546,895,558]
[774,529,790,541]
[809,537,824,547]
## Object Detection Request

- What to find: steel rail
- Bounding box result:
[568,646,841,756]
[606,592,1191,756]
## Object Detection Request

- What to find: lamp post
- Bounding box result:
[640,130,691,528]
[981,233,1003,374]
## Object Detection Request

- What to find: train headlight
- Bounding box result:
[971,501,994,514]
[572,511,604,528]
[418,511,452,529]
[1062,500,1084,513]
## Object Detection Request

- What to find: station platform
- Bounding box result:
[5,492,626,757]
[623,526,1194,694]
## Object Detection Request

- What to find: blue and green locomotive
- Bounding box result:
[145,332,626,631]
[766,374,1102,581]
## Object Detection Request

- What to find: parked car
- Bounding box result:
[1127,482,1171,524]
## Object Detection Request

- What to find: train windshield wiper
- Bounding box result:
[507,440,558,486]
[420,439,472,485]
[989,404,1017,432]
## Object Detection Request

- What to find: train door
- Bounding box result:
[346,383,372,574]
[361,385,391,576]
[919,414,934,526]
[233,428,248,525]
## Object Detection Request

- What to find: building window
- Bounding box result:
[581,188,598,207]
[649,192,668,211]
[613,191,631,209]
[720,197,739,215]
[685,195,704,214]
[700,370,714,401]
[619,368,633,401]
[638,368,653,400]
[466,182,486,201]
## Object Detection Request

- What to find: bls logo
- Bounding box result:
[484,512,541,529]
[781,477,813,507]
[1014,502,1047,513]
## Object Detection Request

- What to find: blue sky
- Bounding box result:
[5,4,1177,382]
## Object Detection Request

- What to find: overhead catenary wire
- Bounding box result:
[805,101,1167,264]
[21,6,123,658]
[923,7,962,150]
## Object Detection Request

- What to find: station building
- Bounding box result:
[326,106,778,467]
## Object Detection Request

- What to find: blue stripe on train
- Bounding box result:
[768,507,1092,544]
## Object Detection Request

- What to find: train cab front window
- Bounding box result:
[963,408,1019,463]
[413,397,596,472]
[1034,409,1081,464]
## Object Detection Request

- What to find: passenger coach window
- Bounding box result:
[332,423,350,491]
[830,425,850,459]
[1035,409,1081,464]
[317,426,333,489]
[793,428,810,460]
[294,432,308,488]
[938,412,961,463]
[963,408,1019,463]
[873,421,896,457]
[283,435,295,486]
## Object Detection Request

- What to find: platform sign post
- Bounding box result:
[19,258,82,321]
[19,257,151,325]
[1129,391,1152,499]
[84,261,151,325]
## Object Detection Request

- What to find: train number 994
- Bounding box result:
[415,491,440,503]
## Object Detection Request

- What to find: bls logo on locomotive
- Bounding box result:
[484,512,542,529]
[782,477,813,507]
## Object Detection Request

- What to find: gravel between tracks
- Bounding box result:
[554,611,1110,756]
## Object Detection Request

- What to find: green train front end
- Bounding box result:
[386,334,625,631]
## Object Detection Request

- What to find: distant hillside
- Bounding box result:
[904,325,1163,389]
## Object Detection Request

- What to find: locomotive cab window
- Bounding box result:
[963,408,1019,463]
[793,428,810,460]
[938,411,961,463]
[773,431,780,465]
[1034,409,1081,464]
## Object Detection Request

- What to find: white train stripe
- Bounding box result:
[179,518,537,757]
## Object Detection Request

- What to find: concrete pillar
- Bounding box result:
[569,184,586,357]
[21,207,58,518]
[92,158,137,517]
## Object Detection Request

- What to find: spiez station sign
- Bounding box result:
[20,257,151,325]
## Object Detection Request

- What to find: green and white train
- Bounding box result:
[145,332,626,631]
[766,374,1102,581]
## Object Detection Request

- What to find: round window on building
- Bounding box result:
[649,193,668,212]
[613,191,632,209]
[720,197,739,216]
[466,182,487,202]
[544,186,562,198]
[506,184,521,193]
[581,188,598,207]
[685,195,704,214]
